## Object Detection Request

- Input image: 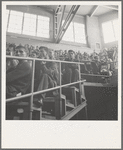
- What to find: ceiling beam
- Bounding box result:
[55,5,80,43]
[58,6,66,34]
[37,6,54,13]
[90,5,99,17]
[101,5,118,11]
[55,5,62,14]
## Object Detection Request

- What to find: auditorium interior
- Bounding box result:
[6,4,119,120]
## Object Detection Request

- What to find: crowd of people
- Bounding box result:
[6,42,118,106]
[6,42,118,62]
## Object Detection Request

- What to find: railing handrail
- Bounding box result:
[6,55,118,64]
[6,79,86,102]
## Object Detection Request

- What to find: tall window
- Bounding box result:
[23,13,37,36]
[37,16,50,38]
[62,21,86,44]
[102,19,118,43]
[74,23,86,44]
[6,9,9,29]
[8,10,23,34]
[6,9,50,39]
[62,22,74,42]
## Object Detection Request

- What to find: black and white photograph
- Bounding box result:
[2,1,121,149]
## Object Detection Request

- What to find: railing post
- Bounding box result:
[29,59,35,120]
[55,62,62,119]
[78,64,82,104]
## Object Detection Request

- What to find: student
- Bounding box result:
[62,50,79,84]
[6,46,32,98]
[34,47,59,105]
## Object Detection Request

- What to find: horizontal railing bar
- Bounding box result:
[33,80,86,95]
[6,93,32,103]
[61,101,87,120]
[6,56,90,64]
[81,73,109,77]
[6,80,86,102]
[6,56,118,64]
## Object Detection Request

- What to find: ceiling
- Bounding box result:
[38,5,118,17]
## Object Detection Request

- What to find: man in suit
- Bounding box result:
[6,46,32,98]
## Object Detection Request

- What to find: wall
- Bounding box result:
[6,34,93,54]
[7,5,54,40]
[6,5,103,54]
[98,10,118,48]
[85,15,102,53]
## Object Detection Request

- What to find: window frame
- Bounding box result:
[102,19,118,44]
[6,9,51,41]
[61,20,87,45]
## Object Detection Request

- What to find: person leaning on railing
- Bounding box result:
[6,46,32,99]
[34,46,59,106]
[62,50,79,84]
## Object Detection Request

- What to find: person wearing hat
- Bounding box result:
[6,46,32,98]
[62,49,79,84]
[34,46,59,106]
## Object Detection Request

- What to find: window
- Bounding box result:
[74,23,86,44]
[23,13,36,36]
[37,15,50,38]
[6,9,50,39]
[8,10,23,34]
[62,21,86,44]
[102,19,118,43]
[6,9,9,30]
[62,22,74,42]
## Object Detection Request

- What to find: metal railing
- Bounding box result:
[6,56,87,120]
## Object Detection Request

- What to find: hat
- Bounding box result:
[68,50,75,54]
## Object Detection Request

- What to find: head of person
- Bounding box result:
[6,44,15,56]
[68,50,75,60]
[46,62,57,71]
[48,49,54,59]
[30,51,38,58]
[15,46,28,57]
[94,56,99,62]
[39,46,49,59]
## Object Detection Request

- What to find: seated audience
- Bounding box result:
[34,46,59,106]
[6,46,32,98]
[62,50,79,84]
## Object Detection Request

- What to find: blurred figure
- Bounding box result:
[62,50,79,84]
[6,46,32,98]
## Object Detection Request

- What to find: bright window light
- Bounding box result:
[23,13,36,36]
[37,15,50,38]
[62,22,74,42]
[112,19,118,40]
[74,22,86,44]
[102,19,118,43]
[8,10,23,34]
[62,20,86,44]
[6,9,9,30]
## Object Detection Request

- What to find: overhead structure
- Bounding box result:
[90,5,99,17]
[55,5,80,43]
[101,5,118,10]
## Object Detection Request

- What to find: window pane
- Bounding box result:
[62,21,74,42]
[113,19,118,41]
[8,10,23,34]
[37,15,50,38]
[23,13,36,36]
[74,23,86,44]
[6,9,9,30]
[102,21,115,43]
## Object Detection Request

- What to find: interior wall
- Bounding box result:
[6,5,107,54]
[6,35,93,54]
[98,10,118,48]
[7,5,54,40]
[85,15,102,53]
[6,5,94,54]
